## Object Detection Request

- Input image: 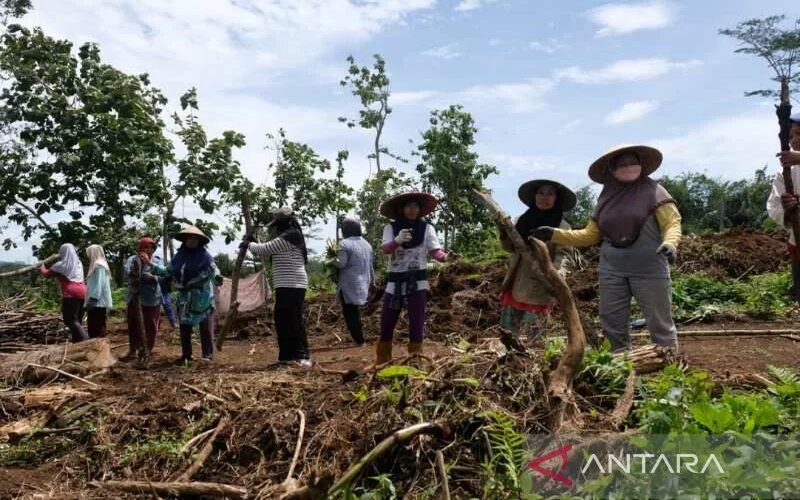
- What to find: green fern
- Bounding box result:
[482,411,527,493]
[768,365,800,387]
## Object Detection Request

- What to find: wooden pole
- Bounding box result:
[217,195,254,351]
[473,189,586,433]
[89,480,247,498]
[129,258,149,361]
[0,254,58,279]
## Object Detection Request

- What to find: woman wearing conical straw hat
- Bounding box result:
[534,145,682,352]
[374,192,456,365]
[498,179,576,340]
[146,226,219,363]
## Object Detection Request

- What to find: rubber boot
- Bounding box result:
[375,340,393,365]
[408,341,423,355]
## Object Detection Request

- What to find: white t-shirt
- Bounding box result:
[382,223,441,295]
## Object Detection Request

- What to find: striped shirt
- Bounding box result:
[249,238,308,289]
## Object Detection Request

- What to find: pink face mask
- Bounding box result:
[612,164,642,183]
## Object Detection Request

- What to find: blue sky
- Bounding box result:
[3,0,799,261]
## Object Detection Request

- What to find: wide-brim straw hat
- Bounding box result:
[379,192,438,219]
[174,225,210,245]
[518,179,577,211]
[588,144,663,184]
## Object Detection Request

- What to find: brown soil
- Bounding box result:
[1,229,798,497]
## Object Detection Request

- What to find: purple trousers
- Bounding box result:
[379,290,427,342]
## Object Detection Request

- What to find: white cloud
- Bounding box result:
[587,1,676,37]
[455,0,499,12]
[422,43,462,60]
[605,100,660,125]
[650,113,778,180]
[392,90,439,105]
[556,58,701,84]
[528,38,568,54]
[394,78,556,113]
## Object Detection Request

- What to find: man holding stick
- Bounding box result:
[767,112,800,301]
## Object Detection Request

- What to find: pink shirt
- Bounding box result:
[40,267,86,300]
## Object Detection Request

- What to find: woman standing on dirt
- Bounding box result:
[85,244,112,338]
[375,192,455,364]
[148,226,218,363]
[123,237,162,359]
[534,145,682,352]
[243,207,311,367]
[39,243,89,342]
[498,180,576,340]
[332,217,374,346]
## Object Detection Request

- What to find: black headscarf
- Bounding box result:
[274,217,308,263]
[341,219,362,238]
[391,218,427,249]
[515,185,565,240]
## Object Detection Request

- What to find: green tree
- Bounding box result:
[568,185,597,229]
[720,15,800,99]
[264,129,353,229]
[658,168,772,233]
[415,105,497,251]
[159,87,246,259]
[339,54,404,173]
[0,25,173,282]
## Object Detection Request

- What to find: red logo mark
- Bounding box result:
[528,444,573,487]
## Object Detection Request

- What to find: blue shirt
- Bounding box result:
[124,254,163,307]
[333,237,374,305]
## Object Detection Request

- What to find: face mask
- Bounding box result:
[612,164,642,183]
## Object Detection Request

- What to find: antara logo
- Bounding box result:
[527,444,725,487]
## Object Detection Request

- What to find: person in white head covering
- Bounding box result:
[85,244,113,338]
[39,243,89,342]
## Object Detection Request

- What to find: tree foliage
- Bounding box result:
[657,168,772,233]
[415,105,497,252]
[720,15,800,98]
[339,54,404,172]
[159,87,246,258]
[0,25,173,281]
[568,185,597,229]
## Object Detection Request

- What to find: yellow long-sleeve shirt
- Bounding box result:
[552,203,682,247]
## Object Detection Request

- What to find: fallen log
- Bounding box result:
[0,254,58,278]
[0,338,116,384]
[614,344,679,374]
[89,480,248,499]
[473,189,586,433]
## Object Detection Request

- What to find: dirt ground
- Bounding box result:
[2,230,799,497]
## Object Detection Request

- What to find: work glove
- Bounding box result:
[239,240,251,251]
[533,226,555,242]
[394,228,413,244]
[781,193,799,212]
[86,297,98,310]
[657,242,678,264]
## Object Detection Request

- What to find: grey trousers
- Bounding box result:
[599,274,677,351]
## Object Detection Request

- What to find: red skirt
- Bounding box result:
[500,290,555,314]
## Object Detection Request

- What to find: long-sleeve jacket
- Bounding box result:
[248,238,308,289]
[333,236,374,305]
[500,220,571,307]
[553,203,682,279]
